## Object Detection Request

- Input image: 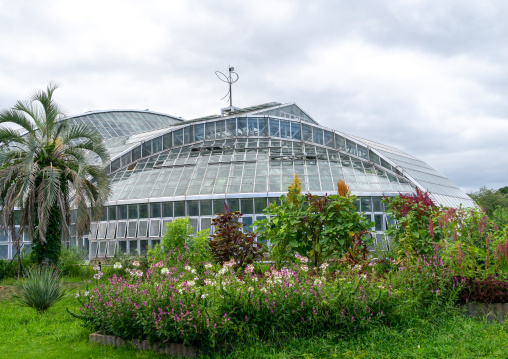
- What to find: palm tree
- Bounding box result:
[0,83,111,268]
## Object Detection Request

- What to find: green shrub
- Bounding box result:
[57,247,88,277]
[13,266,66,312]
[161,217,193,250]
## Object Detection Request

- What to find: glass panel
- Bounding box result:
[127,221,137,238]
[372,197,383,212]
[280,120,291,139]
[183,126,190,144]
[237,118,247,136]
[162,202,173,217]
[129,240,138,255]
[138,220,149,237]
[360,197,372,212]
[346,140,357,156]
[188,201,199,216]
[213,199,225,214]
[247,118,258,136]
[90,242,98,258]
[106,222,116,239]
[149,219,161,237]
[302,124,312,142]
[357,145,368,159]
[140,240,149,255]
[142,141,152,157]
[132,146,142,161]
[374,214,384,231]
[226,119,236,137]
[241,198,254,214]
[117,221,127,238]
[101,209,108,221]
[291,122,301,140]
[174,201,186,216]
[335,134,346,151]
[194,123,205,141]
[111,158,120,172]
[227,198,240,212]
[163,133,172,149]
[269,118,279,137]
[128,204,138,219]
[118,240,127,253]
[313,128,323,145]
[255,197,267,213]
[107,241,115,257]
[139,203,149,218]
[205,122,215,139]
[200,218,212,232]
[120,153,131,167]
[108,207,117,221]
[118,205,128,220]
[97,223,107,239]
[324,130,333,147]
[200,200,212,216]
[153,136,163,153]
[258,119,269,136]
[150,203,161,218]
[215,120,225,138]
[173,129,183,146]
[242,216,253,232]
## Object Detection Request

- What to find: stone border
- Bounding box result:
[89,332,196,357]
[466,302,508,322]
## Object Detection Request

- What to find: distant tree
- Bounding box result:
[468,187,508,217]
[499,186,508,195]
[0,83,111,269]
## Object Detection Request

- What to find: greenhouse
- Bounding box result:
[0,102,476,260]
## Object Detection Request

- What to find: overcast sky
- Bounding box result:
[0,0,507,193]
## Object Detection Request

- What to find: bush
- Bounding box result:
[209,207,266,268]
[460,278,508,303]
[57,247,89,277]
[13,266,66,312]
[161,217,194,251]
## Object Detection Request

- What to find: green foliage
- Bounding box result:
[161,217,193,251]
[12,266,66,312]
[383,190,440,260]
[468,186,508,216]
[492,206,508,228]
[31,206,62,265]
[256,192,372,268]
[188,228,212,264]
[440,241,481,278]
[57,247,88,278]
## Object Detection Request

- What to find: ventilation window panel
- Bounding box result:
[106,222,116,239]
[97,222,107,239]
[117,221,127,238]
[127,221,137,238]
[138,220,149,238]
[149,219,161,237]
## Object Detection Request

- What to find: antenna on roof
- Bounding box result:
[215,66,239,108]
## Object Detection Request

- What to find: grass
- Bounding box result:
[0,280,507,358]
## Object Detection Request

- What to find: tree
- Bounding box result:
[468,187,508,217]
[0,84,111,268]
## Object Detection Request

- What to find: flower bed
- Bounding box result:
[74,253,462,349]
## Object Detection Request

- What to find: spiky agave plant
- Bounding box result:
[12,266,66,313]
[0,83,111,266]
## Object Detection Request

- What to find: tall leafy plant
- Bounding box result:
[256,181,372,268]
[209,205,265,268]
[0,84,111,267]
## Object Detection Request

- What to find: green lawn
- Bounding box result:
[0,281,507,358]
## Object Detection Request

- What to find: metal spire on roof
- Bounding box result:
[215,66,239,107]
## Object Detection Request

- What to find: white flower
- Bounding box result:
[93,271,103,280]
[93,264,101,271]
[252,276,258,282]
[84,291,89,297]
[113,262,122,269]
[201,293,208,299]
[161,268,170,275]
[300,265,309,272]
[378,285,385,289]
[319,262,329,271]
[224,259,236,268]
[245,264,255,273]
[218,267,228,275]
[75,293,80,298]
[132,261,140,267]
[313,277,325,286]
[204,263,213,269]
[184,265,192,271]
[248,287,254,292]
[178,289,183,294]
